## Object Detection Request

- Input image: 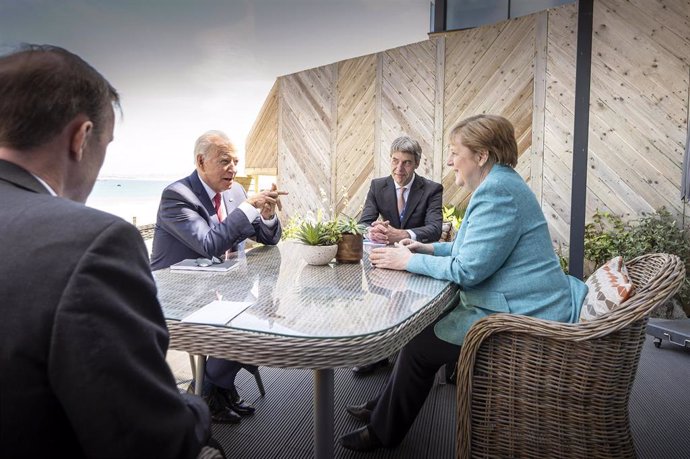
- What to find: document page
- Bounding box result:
[181,300,253,325]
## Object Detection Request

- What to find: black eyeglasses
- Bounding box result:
[195,256,222,267]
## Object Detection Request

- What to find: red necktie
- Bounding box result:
[213,193,223,222]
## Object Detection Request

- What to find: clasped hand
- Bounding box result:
[246,183,288,219]
[367,220,408,244]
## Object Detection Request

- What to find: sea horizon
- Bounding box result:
[86,175,270,226]
[86,178,169,226]
[97,174,178,181]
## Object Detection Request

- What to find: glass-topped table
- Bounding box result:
[154,242,456,459]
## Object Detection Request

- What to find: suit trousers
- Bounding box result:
[205,357,257,390]
[369,315,461,447]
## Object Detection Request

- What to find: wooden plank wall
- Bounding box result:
[245,0,690,251]
[245,80,278,175]
[277,66,336,220]
[379,40,438,182]
[540,4,579,246]
[442,15,537,209]
[335,55,377,219]
[588,0,689,219]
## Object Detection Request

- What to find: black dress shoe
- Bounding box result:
[230,398,255,416]
[352,358,389,375]
[339,426,382,452]
[345,402,372,423]
[204,386,241,424]
[210,406,242,424]
[217,387,256,416]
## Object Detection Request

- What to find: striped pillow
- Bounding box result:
[580,256,634,322]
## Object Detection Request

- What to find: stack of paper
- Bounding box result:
[170,258,238,272]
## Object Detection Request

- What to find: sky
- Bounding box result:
[0,0,431,179]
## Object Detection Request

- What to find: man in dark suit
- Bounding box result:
[354,136,443,374]
[151,130,286,423]
[0,44,215,458]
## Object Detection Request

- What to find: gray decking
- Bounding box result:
[174,334,690,458]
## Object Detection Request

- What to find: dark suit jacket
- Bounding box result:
[150,170,282,270]
[359,174,443,243]
[0,159,210,458]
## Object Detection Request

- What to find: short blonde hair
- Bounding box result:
[449,114,518,167]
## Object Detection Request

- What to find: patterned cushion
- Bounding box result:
[580,256,635,322]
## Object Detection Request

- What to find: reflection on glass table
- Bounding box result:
[153,241,456,459]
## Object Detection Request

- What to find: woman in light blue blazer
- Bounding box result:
[339,114,588,452]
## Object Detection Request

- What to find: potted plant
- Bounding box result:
[285,212,341,266]
[336,215,367,263]
[283,188,367,265]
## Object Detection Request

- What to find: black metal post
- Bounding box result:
[569,0,593,279]
[433,0,447,33]
[314,369,334,459]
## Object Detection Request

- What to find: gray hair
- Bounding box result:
[389,136,421,165]
[193,130,235,161]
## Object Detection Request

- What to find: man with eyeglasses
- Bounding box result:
[151,130,286,424]
[352,135,443,375]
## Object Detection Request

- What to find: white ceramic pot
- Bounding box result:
[300,244,338,266]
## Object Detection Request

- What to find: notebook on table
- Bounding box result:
[169,258,238,272]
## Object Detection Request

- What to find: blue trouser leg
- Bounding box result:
[204,357,242,390]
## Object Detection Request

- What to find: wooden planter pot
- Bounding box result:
[336,233,363,263]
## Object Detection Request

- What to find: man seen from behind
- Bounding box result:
[0,44,215,458]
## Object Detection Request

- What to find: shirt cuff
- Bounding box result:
[238,201,260,222]
[238,201,277,227]
[261,214,278,227]
[407,229,417,241]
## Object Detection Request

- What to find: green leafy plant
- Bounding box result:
[556,243,569,274]
[295,219,341,245]
[335,187,366,235]
[282,187,368,246]
[280,215,303,241]
[583,208,690,312]
[282,211,341,246]
[583,211,633,268]
[442,204,465,230]
[337,215,366,235]
[440,204,465,242]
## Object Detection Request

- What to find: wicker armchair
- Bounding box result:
[456,253,685,459]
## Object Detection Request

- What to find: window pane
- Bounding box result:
[510,0,574,17]
[446,0,509,31]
